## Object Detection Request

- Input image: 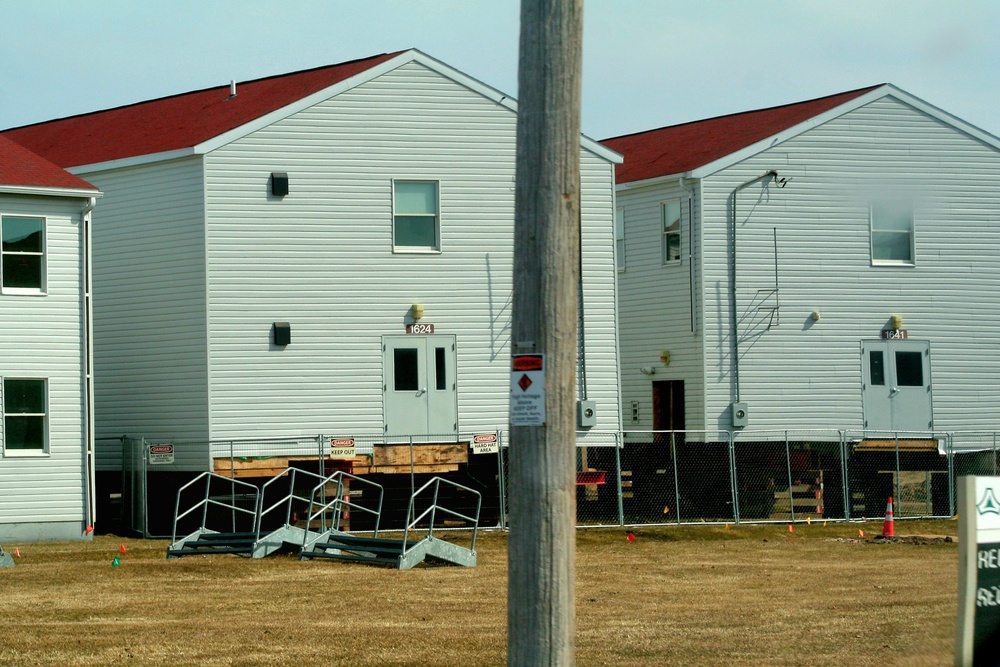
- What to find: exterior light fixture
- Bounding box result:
[411,304,424,320]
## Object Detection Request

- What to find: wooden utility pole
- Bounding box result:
[508,1,583,665]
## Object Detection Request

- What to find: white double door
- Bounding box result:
[382,335,458,437]
[861,339,933,432]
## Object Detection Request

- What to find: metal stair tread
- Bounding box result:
[302,551,400,565]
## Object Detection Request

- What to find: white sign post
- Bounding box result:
[956,475,1000,665]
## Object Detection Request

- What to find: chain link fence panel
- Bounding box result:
[731,431,844,523]
[117,428,1000,534]
[842,430,952,519]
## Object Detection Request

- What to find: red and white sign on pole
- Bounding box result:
[510,354,545,426]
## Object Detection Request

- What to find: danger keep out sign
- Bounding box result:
[510,354,545,426]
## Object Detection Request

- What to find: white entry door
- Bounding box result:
[383,336,458,437]
[861,340,933,432]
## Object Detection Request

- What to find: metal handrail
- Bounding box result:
[170,472,260,545]
[300,472,384,552]
[256,467,336,543]
[401,476,482,555]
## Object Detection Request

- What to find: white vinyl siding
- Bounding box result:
[202,60,621,449]
[0,195,87,538]
[697,95,1000,432]
[616,185,703,431]
[82,157,210,471]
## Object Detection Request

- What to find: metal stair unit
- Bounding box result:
[167,468,377,559]
[297,471,385,556]
[167,473,261,557]
[301,476,481,569]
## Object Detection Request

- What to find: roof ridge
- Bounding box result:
[603,84,885,142]
[4,50,409,132]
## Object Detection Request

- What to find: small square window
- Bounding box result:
[662,199,681,264]
[393,181,439,251]
[871,202,913,264]
[2,216,45,292]
[3,378,48,454]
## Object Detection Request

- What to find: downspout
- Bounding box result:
[679,175,697,333]
[729,171,780,404]
[577,208,588,402]
[81,196,97,534]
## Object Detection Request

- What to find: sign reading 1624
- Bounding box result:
[406,323,435,334]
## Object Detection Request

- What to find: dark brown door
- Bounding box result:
[652,380,685,432]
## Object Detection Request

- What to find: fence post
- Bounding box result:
[894,432,902,517]
[785,432,795,524]
[729,432,739,524]
[407,435,417,504]
[615,435,624,527]
[948,434,956,517]
[671,432,681,524]
[841,433,848,521]
[141,438,150,538]
[497,430,507,530]
[317,435,325,479]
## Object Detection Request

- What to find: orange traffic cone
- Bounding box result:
[882,496,895,537]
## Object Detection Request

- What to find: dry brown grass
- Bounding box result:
[0,521,958,666]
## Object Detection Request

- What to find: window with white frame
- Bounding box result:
[2,215,45,292]
[615,206,625,271]
[662,199,681,264]
[393,180,439,251]
[871,201,914,264]
[3,378,47,454]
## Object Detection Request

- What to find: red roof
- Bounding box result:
[0,135,97,191]
[602,85,882,184]
[3,51,405,169]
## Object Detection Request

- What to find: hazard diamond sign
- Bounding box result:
[510,354,545,426]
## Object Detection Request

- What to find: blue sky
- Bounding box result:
[1,0,997,140]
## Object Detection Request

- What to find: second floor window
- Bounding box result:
[2,215,45,292]
[662,199,681,264]
[393,181,440,251]
[871,201,914,264]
